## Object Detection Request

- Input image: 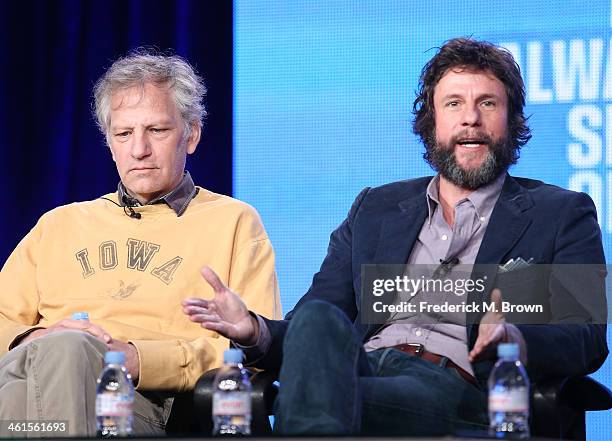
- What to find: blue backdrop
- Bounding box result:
[234,0,612,437]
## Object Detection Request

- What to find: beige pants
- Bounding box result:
[0,331,172,437]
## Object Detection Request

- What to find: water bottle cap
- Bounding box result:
[498,343,519,359]
[71,312,89,321]
[223,348,244,364]
[104,351,126,365]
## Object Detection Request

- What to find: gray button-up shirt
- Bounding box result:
[363,173,506,375]
[117,171,198,217]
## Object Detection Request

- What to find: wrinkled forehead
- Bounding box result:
[107,82,183,134]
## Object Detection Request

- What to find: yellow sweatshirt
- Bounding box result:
[0,188,281,391]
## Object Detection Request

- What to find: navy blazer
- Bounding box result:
[256,174,608,385]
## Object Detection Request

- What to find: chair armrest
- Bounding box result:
[193,368,279,435]
[531,376,612,439]
[533,376,612,412]
[560,376,612,411]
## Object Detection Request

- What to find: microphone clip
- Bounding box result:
[125,207,141,219]
[122,195,142,220]
[433,256,459,278]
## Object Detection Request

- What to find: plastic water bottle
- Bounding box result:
[212,349,252,435]
[488,343,530,439]
[96,351,135,437]
[71,312,89,321]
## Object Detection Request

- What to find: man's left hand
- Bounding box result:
[468,289,527,365]
[107,339,140,383]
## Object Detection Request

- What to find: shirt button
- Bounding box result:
[415,329,422,337]
[441,234,448,241]
[480,216,486,222]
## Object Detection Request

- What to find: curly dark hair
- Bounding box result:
[413,38,531,163]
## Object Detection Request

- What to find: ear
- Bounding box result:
[186,123,201,155]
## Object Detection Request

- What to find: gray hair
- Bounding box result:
[93,48,207,143]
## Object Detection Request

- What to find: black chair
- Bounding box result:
[531,376,612,439]
[192,369,612,439]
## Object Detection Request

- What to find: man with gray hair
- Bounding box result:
[0,49,280,436]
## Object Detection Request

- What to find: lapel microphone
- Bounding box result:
[434,256,459,278]
[122,195,142,220]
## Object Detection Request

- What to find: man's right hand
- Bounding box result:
[19,319,112,346]
[182,266,259,346]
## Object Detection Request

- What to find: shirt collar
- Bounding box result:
[117,171,198,217]
[425,172,507,224]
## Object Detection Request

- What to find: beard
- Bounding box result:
[424,130,515,190]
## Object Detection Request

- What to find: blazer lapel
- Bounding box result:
[372,194,429,264]
[467,175,534,338]
[364,187,429,339]
[474,175,533,266]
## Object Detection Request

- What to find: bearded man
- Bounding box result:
[182,38,607,436]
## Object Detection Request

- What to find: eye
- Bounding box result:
[481,100,496,108]
[445,100,460,108]
[114,130,131,139]
[150,128,169,134]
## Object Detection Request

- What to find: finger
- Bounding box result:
[491,288,502,302]
[189,313,220,324]
[478,323,505,347]
[57,319,96,332]
[468,348,478,362]
[56,319,86,329]
[182,298,210,308]
[478,333,496,352]
[56,320,100,335]
[469,338,490,362]
[201,266,227,294]
[85,325,112,343]
[201,321,232,338]
[182,305,213,315]
[491,289,504,316]
[469,338,485,358]
[60,320,112,343]
[469,347,485,362]
[50,326,110,344]
[469,324,505,361]
[469,324,493,360]
[488,323,506,344]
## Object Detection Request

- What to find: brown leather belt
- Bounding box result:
[392,343,478,387]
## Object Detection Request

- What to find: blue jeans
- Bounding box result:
[274,300,488,435]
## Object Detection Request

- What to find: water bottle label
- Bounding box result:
[96,394,133,417]
[213,391,251,416]
[489,388,529,412]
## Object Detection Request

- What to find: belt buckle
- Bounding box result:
[407,343,425,356]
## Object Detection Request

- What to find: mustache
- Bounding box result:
[448,130,494,146]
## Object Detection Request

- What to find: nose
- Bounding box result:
[130,130,152,159]
[461,103,481,127]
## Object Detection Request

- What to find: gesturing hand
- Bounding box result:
[182,266,259,346]
[468,289,527,364]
